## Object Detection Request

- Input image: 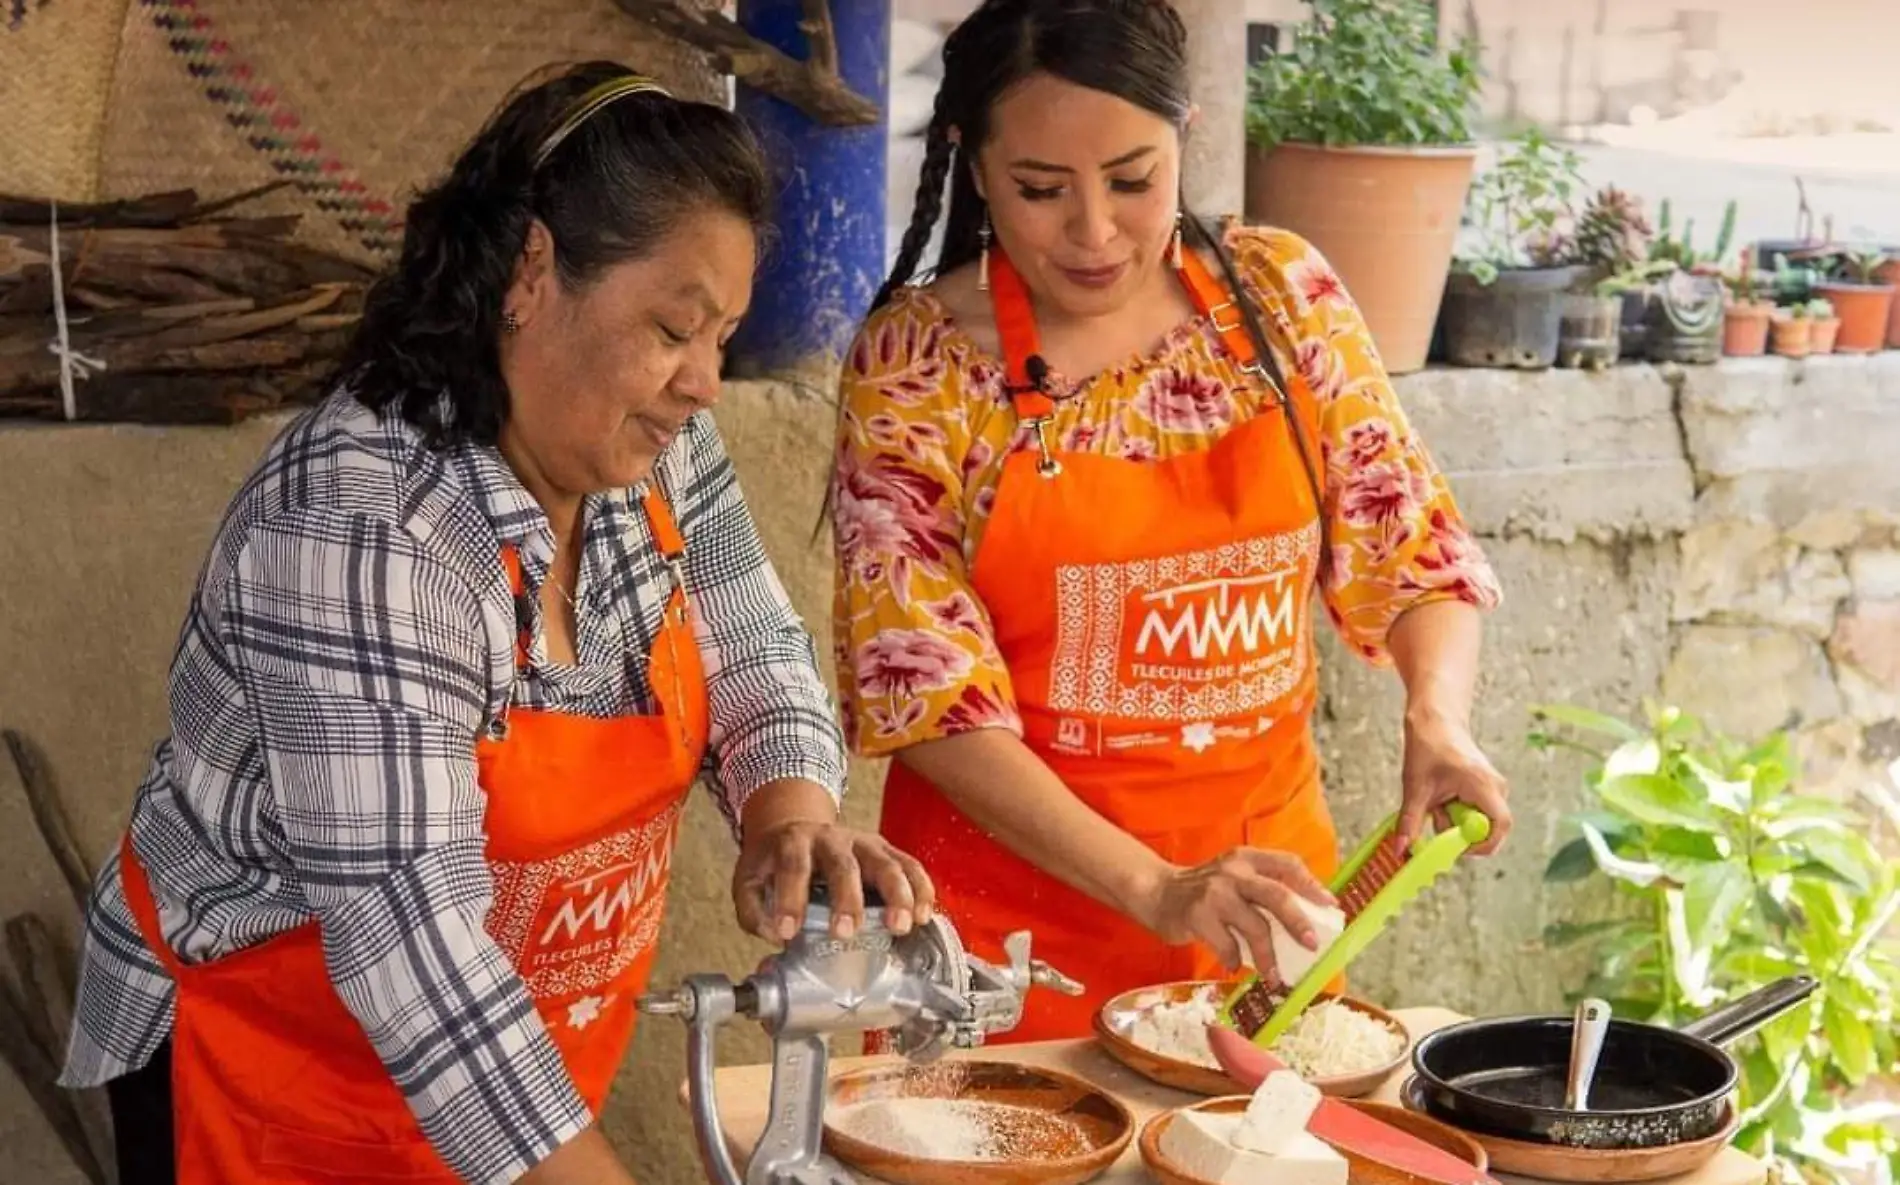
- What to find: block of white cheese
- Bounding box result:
[1160,1109,1348,1185]
[1235,1070,1323,1155]
[1237,897,1347,985]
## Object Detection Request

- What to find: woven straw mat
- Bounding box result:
[0,0,134,201]
[95,0,724,265]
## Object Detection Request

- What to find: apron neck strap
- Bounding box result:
[499,482,692,673]
[987,239,1284,407]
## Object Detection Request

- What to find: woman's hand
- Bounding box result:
[732,786,936,944]
[1398,712,1511,856]
[1127,849,1336,984]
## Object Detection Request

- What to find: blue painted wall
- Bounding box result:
[728,0,891,376]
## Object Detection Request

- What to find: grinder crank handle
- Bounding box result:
[1003,932,1085,996]
[640,978,746,1185]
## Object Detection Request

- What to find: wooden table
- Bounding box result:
[693,1007,1767,1185]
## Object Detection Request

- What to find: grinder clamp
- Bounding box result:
[637,887,1081,1184]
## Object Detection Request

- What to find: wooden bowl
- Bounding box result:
[1398,1076,1738,1182]
[821,1060,1132,1185]
[1094,980,1412,1098]
[1139,1096,1489,1185]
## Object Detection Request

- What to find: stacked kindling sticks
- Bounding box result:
[0,183,376,424]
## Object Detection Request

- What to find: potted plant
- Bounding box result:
[1439,130,1588,369]
[1720,249,1772,357]
[1560,186,1653,369]
[1769,302,1812,358]
[1243,0,1483,374]
[1808,296,1841,354]
[1644,198,1734,364]
[1878,254,1900,348]
[1815,246,1898,353]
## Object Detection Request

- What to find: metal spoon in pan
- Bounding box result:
[1564,998,1610,1111]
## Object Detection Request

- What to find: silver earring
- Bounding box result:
[1171,211,1184,269]
[502,310,521,334]
[977,214,993,292]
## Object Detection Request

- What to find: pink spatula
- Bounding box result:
[1205,1024,1498,1185]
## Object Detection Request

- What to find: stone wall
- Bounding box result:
[1,354,1896,1182]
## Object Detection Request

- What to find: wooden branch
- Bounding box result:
[3,732,94,912]
[0,915,109,1185]
[612,0,879,127]
[800,0,839,77]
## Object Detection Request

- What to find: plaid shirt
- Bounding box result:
[60,390,845,1183]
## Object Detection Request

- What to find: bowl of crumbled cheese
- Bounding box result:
[1094,981,1410,1099]
[823,1059,1133,1184]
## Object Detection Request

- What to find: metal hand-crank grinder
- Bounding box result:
[637,881,1083,1185]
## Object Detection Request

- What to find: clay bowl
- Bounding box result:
[1398,1076,1738,1183]
[822,1060,1132,1185]
[1094,980,1412,1098]
[1140,1095,1489,1185]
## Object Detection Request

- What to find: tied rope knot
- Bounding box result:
[46,200,107,421]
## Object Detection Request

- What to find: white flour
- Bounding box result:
[1125,991,1404,1078]
[829,1098,1088,1162]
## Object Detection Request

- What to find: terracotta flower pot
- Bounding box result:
[1770,314,1812,359]
[1723,303,1772,356]
[1245,142,1478,375]
[1810,316,1841,354]
[1879,258,1900,347]
[1814,281,1897,353]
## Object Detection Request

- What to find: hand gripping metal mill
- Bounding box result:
[637,884,1083,1185]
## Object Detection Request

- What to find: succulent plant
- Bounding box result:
[1574,187,1653,276]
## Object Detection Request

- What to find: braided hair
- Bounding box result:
[874,0,1194,310]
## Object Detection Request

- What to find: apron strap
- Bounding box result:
[988,250,1062,477]
[637,482,690,627]
[118,833,186,978]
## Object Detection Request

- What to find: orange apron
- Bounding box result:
[118,485,709,1181]
[878,246,1340,1043]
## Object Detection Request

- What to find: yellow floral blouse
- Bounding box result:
[830,225,1502,757]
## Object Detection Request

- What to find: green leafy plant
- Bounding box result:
[1596,258,1677,299]
[1650,198,1738,274]
[1243,0,1483,150]
[1806,296,1837,319]
[1533,702,1900,1185]
[1457,129,1587,285]
[1827,246,1894,287]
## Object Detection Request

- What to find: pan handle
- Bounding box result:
[1678,975,1819,1046]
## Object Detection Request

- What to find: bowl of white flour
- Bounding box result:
[823,1059,1133,1184]
[1094,980,1410,1099]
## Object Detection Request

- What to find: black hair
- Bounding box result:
[338,60,772,448]
[875,0,1193,309]
[858,3,1334,574]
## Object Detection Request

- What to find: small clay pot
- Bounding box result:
[1770,314,1812,358]
[1814,281,1897,353]
[1878,258,1900,347]
[1810,316,1841,354]
[1722,303,1771,356]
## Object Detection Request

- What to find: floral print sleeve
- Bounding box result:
[1227,226,1503,664]
[831,296,1024,757]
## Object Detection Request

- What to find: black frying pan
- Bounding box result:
[1410,975,1818,1149]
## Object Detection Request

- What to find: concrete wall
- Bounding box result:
[4,355,1899,1182]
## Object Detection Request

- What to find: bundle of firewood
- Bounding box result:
[0,183,377,424]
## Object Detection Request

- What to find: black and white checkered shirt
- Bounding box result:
[60,390,845,1183]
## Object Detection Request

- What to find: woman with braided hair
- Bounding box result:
[831,0,1511,1042]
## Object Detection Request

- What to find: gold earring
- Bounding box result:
[1171,212,1184,269]
[502,310,521,334]
[977,214,993,292]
